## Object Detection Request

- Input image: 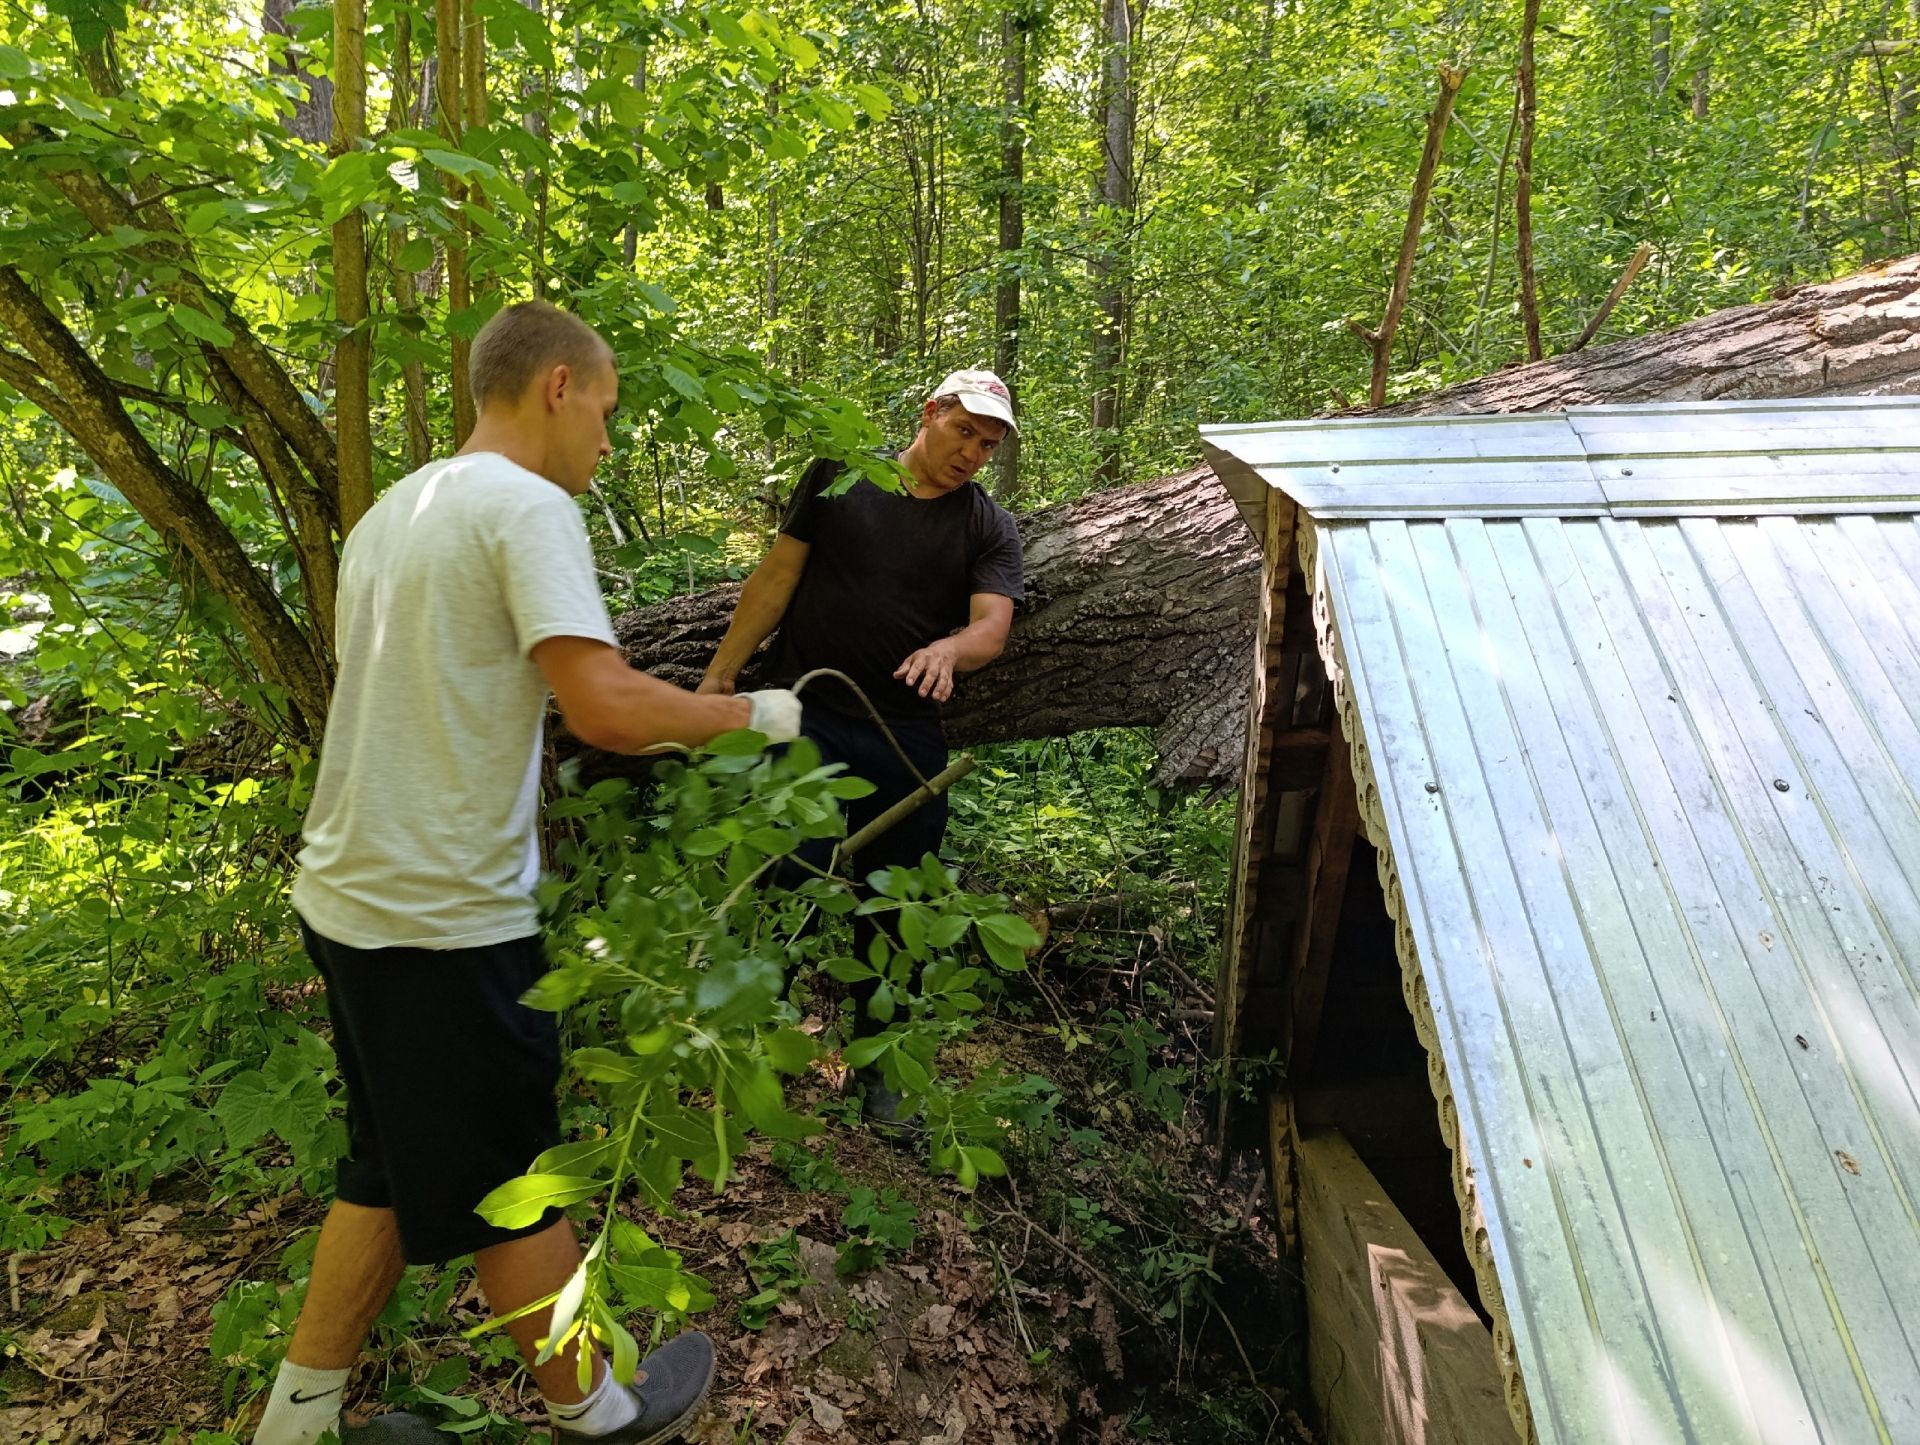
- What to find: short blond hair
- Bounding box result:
[469,302,613,409]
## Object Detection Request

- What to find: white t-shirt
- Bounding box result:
[291,453,617,949]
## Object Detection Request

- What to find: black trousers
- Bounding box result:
[788,704,948,1038]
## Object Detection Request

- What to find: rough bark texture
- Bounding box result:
[598,253,1920,787]
[604,466,1260,787]
[1380,251,1920,414]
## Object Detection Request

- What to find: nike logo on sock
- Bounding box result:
[288,1386,342,1406]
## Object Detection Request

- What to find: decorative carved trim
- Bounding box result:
[1298,516,1541,1445]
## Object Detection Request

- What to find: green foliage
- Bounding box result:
[737,1228,810,1329]
[462,733,1038,1388]
[834,1186,917,1276]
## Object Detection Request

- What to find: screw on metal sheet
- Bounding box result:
[1330,464,1341,472]
[1774,778,1791,792]
[1621,467,1634,476]
[1795,1034,1809,1050]
[1424,781,1439,794]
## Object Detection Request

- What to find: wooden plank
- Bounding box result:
[1287,733,1361,1091]
[1297,1128,1518,1445]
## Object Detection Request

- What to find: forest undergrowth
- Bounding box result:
[0,727,1303,1445]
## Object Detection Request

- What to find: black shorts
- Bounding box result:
[298,920,564,1265]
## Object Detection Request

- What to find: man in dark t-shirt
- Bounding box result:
[699,370,1024,1123]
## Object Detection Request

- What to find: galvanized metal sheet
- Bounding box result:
[1200,398,1920,523]
[1317,511,1920,1444]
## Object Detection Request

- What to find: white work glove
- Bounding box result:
[743,688,803,744]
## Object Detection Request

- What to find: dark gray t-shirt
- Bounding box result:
[770,458,1024,720]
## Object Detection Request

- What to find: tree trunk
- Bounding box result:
[1651,1,1671,95]
[994,7,1028,501]
[1090,0,1136,485]
[436,0,475,444]
[0,268,332,733]
[388,10,433,470]
[332,0,373,533]
[593,253,1920,787]
[263,0,333,144]
[604,465,1259,786]
[1515,0,1544,362]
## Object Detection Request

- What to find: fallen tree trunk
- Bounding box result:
[600,254,1920,786]
[607,465,1262,786]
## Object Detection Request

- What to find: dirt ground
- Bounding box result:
[0,1014,1313,1445]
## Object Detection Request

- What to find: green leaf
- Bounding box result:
[842,1035,891,1069]
[537,1260,589,1364]
[395,235,436,271]
[170,304,236,348]
[213,1070,277,1149]
[976,913,1039,971]
[0,44,32,78]
[661,363,706,401]
[823,955,875,984]
[850,83,891,121]
[422,148,498,179]
[474,1173,602,1228]
[763,1027,817,1075]
[184,199,234,236]
[573,1047,642,1084]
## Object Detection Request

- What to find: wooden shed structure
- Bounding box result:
[1199,398,1920,1445]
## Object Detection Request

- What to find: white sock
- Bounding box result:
[547,1364,640,1438]
[253,1361,350,1445]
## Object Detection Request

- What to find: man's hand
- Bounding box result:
[895,639,960,703]
[696,674,735,696]
[742,689,803,743]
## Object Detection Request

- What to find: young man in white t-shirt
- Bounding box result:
[254,303,800,1445]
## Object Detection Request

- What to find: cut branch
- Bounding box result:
[1568,243,1653,352]
[1356,64,1465,407]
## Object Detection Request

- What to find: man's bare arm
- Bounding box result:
[534,636,755,752]
[698,533,812,694]
[894,593,1016,704]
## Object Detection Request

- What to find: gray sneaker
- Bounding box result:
[552,1330,717,1445]
[855,1065,923,1144]
[336,1413,454,1442]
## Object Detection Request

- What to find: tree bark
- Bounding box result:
[0,268,331,732]
[600,466,1257,786]
[264,0,333,144]
[1515,0,1544,361]
[594,253,1920,787]
[994,7,1028,501]
[388,10,433,470]
[1090,0,1135,485]
[332,0,373,533]
[436,0,475,444]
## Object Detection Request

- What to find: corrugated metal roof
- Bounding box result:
[1207,401,1920,1443]
[1200,396,1920,529]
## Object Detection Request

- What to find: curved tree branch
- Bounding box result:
[0,266,330,733]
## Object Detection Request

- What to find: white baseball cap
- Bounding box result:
[933,368,1018,433]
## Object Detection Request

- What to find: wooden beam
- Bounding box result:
[1269,725,1334,791]
[1216,493,1301,1068]
[1298,1129,1518,1445]
[1267,1091,1310,1400]
[1285,728,1361,1091]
